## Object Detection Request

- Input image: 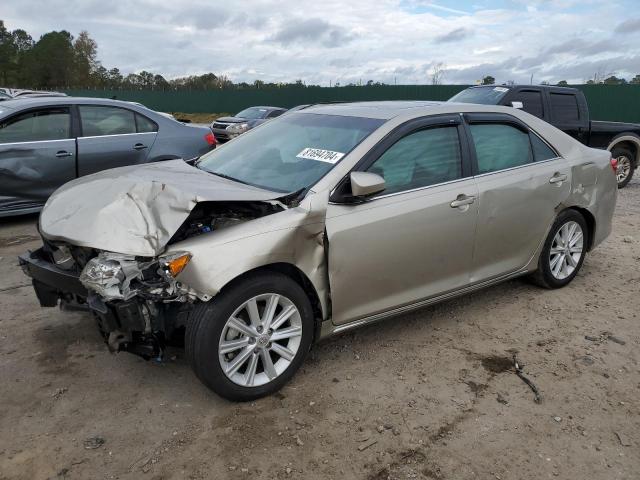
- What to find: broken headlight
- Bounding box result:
[80,253,143,301]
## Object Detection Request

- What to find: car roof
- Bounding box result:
[242,106,286,111]
[0,96,147,108]
[296,101,443,119]
[463,84,578,93]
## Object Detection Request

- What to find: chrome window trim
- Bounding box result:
[473,156,563,179]
[77,132,157,140]
[0,138,75,146]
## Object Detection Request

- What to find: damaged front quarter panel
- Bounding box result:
[169,190,331,321]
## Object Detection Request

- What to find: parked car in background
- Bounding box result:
[0,91,10,101]
[210,106,286,142]
[20,101,616,400]
[449,85,640,187]
[0,97,216,217]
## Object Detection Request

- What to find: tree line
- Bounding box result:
[3,21,640,90]
[0,21,317,90]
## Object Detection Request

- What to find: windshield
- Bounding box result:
[197,112,384,193]
[235,107,270,119]
[449,86,510,105]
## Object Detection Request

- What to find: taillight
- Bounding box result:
[205,131,216,146]
[610,157,618,174]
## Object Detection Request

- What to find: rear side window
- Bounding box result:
[267,110,284,119]
[79,106,137,136]
[469,123,532,174]
[136,113,158,133]
[550,93,580,123]
[531,134,558,161]
[0,108,70,143]
[513,90,544,118]
[366,126,462,195]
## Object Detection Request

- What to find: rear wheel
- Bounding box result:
[186,272,314,401]
[531,210,588,289]
[612,146,635,188]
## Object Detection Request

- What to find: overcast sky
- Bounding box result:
[4,0,640,85]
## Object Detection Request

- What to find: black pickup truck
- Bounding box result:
[449,85,640,187]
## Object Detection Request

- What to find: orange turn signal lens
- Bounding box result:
[166,254,191,277]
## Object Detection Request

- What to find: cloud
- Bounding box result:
[434,27,472,43]
[270,18,355,48]
[0,0,637,85]
[615,17,640,33]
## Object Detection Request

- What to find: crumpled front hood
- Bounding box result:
[39,160,282,257]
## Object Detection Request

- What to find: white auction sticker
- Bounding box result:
[493,86,509,92]
[296,147,345,164]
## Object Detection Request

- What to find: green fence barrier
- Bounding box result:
[63,84,640,123]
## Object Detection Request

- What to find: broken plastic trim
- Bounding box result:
[79,251,209,303]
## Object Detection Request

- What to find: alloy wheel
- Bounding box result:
[549,220,584,280]
[218,293,303,387]
[616,155,631,184]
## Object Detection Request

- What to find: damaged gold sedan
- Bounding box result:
[20,101,617,400]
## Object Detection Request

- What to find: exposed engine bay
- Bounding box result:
[168,200,284,245]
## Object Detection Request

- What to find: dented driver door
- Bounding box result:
[0,107,76,214]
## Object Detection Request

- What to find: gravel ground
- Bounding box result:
[0,179,638,480]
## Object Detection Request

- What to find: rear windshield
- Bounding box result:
[197,112,384,193]
[449,86,510,105]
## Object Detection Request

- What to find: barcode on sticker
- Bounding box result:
[296,148,345,164]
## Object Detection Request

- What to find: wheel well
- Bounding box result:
[217,263,324,338]
[568,207,595,251]
[610,140,638,166]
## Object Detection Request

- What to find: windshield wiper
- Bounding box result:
[206,171,252,186]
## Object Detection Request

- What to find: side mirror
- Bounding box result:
[511,101,523,109]
[350,171,385,197]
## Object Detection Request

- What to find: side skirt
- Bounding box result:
[318,268,531,340]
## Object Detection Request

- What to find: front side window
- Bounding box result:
[470,123,532,174]
[197,113,383,193]
[79,106,137,136]
[366,126,462,195]
[513,90,544,118]
[0,108,70,143]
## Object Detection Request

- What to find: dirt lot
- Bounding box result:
[1,180,638,480]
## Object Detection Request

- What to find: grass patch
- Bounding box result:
[169,112,231,124]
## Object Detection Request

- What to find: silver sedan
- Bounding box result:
[21,101,617,400]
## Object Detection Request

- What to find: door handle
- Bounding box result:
[55,150,73,157]
[549,173,568,184]
[450,194,476,208]
[133,143,148,150]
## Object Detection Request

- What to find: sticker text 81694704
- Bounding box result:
[296,148,345,164]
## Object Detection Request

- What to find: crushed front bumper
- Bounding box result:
[19,247,192,358]
[19,248,87,306]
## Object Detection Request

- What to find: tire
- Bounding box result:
[612,146,635,188]
[185,272,314,401]
[530,210,588,289]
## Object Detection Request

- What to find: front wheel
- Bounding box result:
[612,146,635,188]
[531,210,588,289]
[186,272,314,401]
